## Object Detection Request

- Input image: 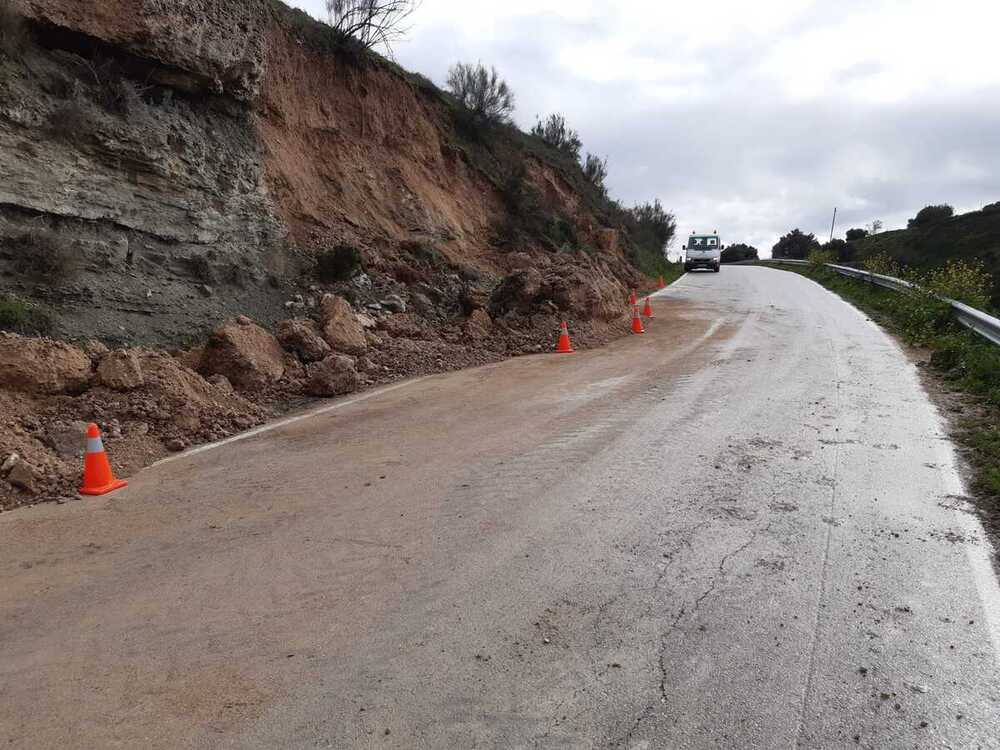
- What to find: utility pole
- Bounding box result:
[829,207,838,243]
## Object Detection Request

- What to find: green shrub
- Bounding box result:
[918,259,992,309]
[0,295,53,335]
[861,252,901,278]
[530,114,582,161]
[772,228,820,259]
[808,249,835,269]
[583,153,608,194]
[446,62,515,126]
[908,204,954,228]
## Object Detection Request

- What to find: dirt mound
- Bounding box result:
[0,334,92,395]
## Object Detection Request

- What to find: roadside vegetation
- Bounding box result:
[721,243,759,263]
[849,202,1000,307]
[780,257,1000,527]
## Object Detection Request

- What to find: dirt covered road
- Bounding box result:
[2,266,999,748]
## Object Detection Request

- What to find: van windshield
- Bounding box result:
[688,236,719,249]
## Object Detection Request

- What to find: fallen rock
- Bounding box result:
[460,285,490,314]
[0,334,92,395]
[378,313,429,340]
[1,453,19,475]
[82,339,110,362]
[97,350,145,391]
[165,438,187,452]
[319,295,367,355]
[207,373,233,392]
[173,346,205,371]
[489,268,543,316]
[465,308,493,339]
[381,294,407,313]
[7,460,38,493]
[44,421,90,460]
[201,318,285,391]
[306,355,359,397]
[276,319,331,363]
[355,312,377,330]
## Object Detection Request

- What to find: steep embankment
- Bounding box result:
[0,0,651,509]
[854,207,1000,307]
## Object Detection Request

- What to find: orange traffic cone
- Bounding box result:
[642,296,654,318]
[555,321,574,353]
[631,304,646,334]
[628,289,637,306]
[79,423,128,496]
[657,275,667,290]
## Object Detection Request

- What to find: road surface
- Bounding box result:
[2,266,999,749]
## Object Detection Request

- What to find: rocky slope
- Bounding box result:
[0,0,656,509]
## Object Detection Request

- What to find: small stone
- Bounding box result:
[200,284,214,297]
[236,315,253,326]
[381,294,407,313]
[165,438,187,452]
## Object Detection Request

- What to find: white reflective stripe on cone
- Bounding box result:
[86,437,104,454]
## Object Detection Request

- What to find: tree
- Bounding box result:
[868,219,883,235]
[446,62,515,125]
[721,243,758,263]
[530,114,582,161]
[628,199,676,256]
[772,228,820,260]
[325,0,417,53]
[822,238,853,263]
[908,204,954,228]
[583,153,608,193]
[845,227,869,242]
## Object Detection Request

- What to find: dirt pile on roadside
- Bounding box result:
[1,279,634,511]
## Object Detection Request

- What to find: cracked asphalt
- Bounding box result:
[2,266,999,749]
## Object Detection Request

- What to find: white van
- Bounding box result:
[684,233,722,273]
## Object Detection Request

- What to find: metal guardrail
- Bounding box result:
[739,258,1000,347]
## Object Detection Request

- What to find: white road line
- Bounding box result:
[153,376,430,467]
[930,395,1000,667]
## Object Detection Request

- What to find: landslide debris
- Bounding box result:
[0,0,667,512]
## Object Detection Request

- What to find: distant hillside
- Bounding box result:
[853,206,1000,307]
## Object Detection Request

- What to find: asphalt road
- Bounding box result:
[2,266,999,749]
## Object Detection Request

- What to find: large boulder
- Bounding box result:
[0,334,92,395]
[489,268,543,316]
[319,295,367,355]
[306,355,359,397]
[276,319,331,363]
[96,350,145,391]
[200,317,285,391]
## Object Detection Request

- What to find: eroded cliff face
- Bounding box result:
[0,0,638,347]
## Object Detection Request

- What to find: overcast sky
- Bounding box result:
[288,0,1000,257]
